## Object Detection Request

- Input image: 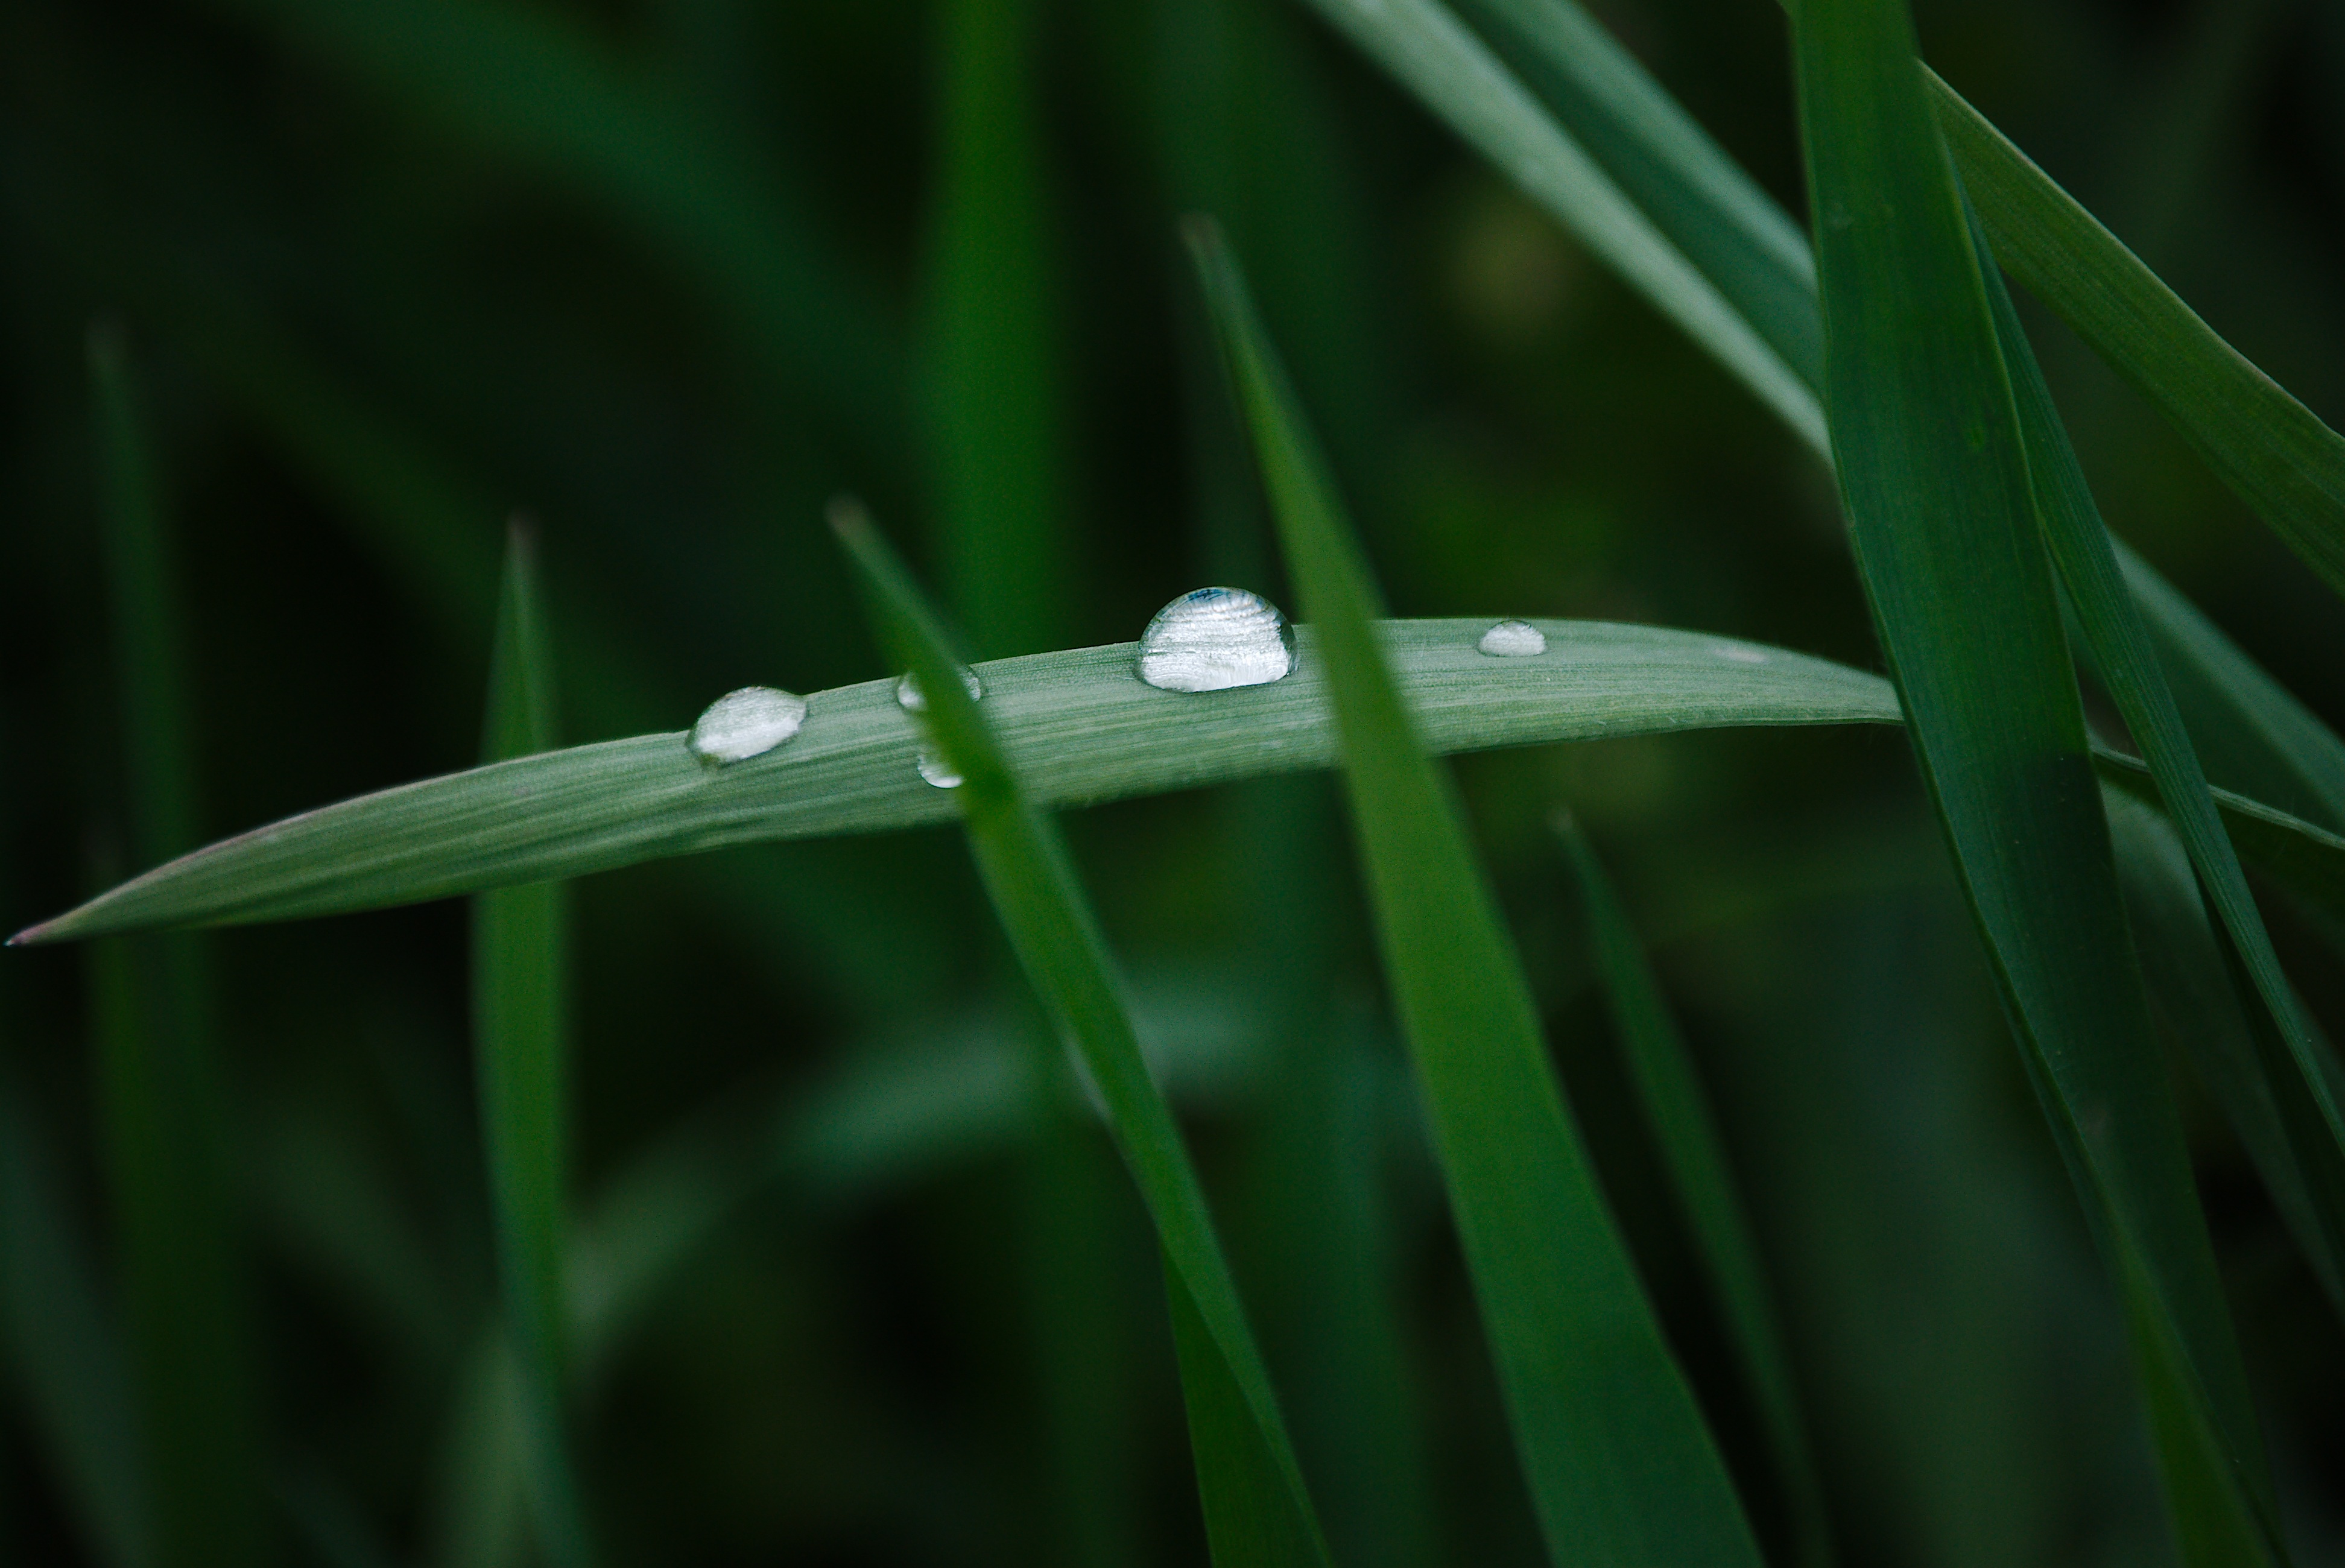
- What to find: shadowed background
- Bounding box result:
[2,0,2342,1563]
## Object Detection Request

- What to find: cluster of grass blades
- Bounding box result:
[8,0,2345,1563]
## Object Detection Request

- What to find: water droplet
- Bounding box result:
[1477,619,1546,657]
[1711,644,1769,665]
[916,745,963,790]
[896,667,984,712]
[1137,587,1294,692]
[688,686,806,767]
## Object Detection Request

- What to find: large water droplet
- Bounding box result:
[1477,619,1546,657]
[896,667,984,712]
[1136,587,1294,692]
[916,745,963,790]
[688,686,807,767]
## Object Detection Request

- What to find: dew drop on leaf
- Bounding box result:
[1477,619,1547,657]
[916,745,964,790]
[688,686,807,767]
[896,668,984,712]
[1136,587,1295,692]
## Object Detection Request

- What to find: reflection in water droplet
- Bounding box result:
[1712,645,1769,665]
[688,686,807,767]
[1136,587,1294,692]
[916,745,963,790]
[1477,619,1546,657]
[896,667,985,712]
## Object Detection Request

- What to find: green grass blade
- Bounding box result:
[829,502,1332,1567]
[925,0,1068,659]
[1290,0,1825,454]
[1974,210,2345,1334]
[1455,0,1821,391]
[2107,790,2345,1310]
[1189,218,1762,1567]
[1793,2,2282,1558]
[0,1073,152,1568]
[13,622,1899,944]
[2097,756,2345,933]
[1930,73,2345,604]
[472,525,593,1568]
[1553,815,1832,1568]
[85,324,262,1568]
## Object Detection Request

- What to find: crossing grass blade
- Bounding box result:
[1553,815,1832,1568]
[1792,2,2285,1560]
[84,323,263,1568]
[1929,75,2345,604]
[11,622,1900,944]
[2097,757,2345,932]
[1189,217,1764,1566]
[471,525,594,1568]
[1972,210,2345,1336]
[2107,791,2345,1310]
[1289,0,1825,455]
[829,501,1333,1567]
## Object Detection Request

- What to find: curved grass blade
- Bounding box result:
[1973,209,2345,1335]
[2096,756,2345,931]
[11,622,1900,945]
[1290,0,1825,454]
[829,502,1332,1567]
[1929,74,2345,604]
[1793,2,2283,1559]
[2107,791,2345,1310]
[1190,218,1762,1566]
[85,324,262,1568]
[472,526,593,1568]
[1553,815,1831,1568]
[1455,0,1821,390]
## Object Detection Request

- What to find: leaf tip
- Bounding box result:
[826,493,873,546]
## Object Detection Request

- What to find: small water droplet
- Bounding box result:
[688,686,807,767]
[1137,587,1294,692]
[1711,644,1769,665]
[916,745,963,790]
[1477,619,1546,657]
[896,667,984,712]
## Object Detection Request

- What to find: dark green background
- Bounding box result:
[4,0,2341,1562]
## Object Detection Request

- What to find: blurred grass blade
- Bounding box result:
[1973,212,2345,1329]
[15,623,1901,944]
[2107,792,2345,1309]
[1189,218,1762,1566]
[925,0,1068,659]
[86,323,262,1568]
[1793,2,2283,1559]
[829,502,1332,1567]
[1930,76,2345,603]
[0,1073,152,1568]
[1455,0,1821,390]
[210,0,904,457]
[472,525,593,1568]
[2097,758,2345,932]
[1290,0,1825,454]
[1554,815,1832,1568]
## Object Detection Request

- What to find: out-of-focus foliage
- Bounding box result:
[2,0,2341,1564]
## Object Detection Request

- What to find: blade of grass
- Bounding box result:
[84,323,262,1568]
[829,501,1332,1567]
[1792,2,2282,1559]
[1553,814,1832,1568]
[2097,757,2345,932]
[925,0,1068,659]
[1455,0,1821,390]
[472,525,593,1568]
[1190,217,1763,1566]
[2106,790,2345,1309]
[1290,0,1826,454]
[12,621,1902,944]
[1973,205,2345,1328]
[1929,74,2345,604]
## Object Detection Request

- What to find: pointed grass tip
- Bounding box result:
[825,493,873,543]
